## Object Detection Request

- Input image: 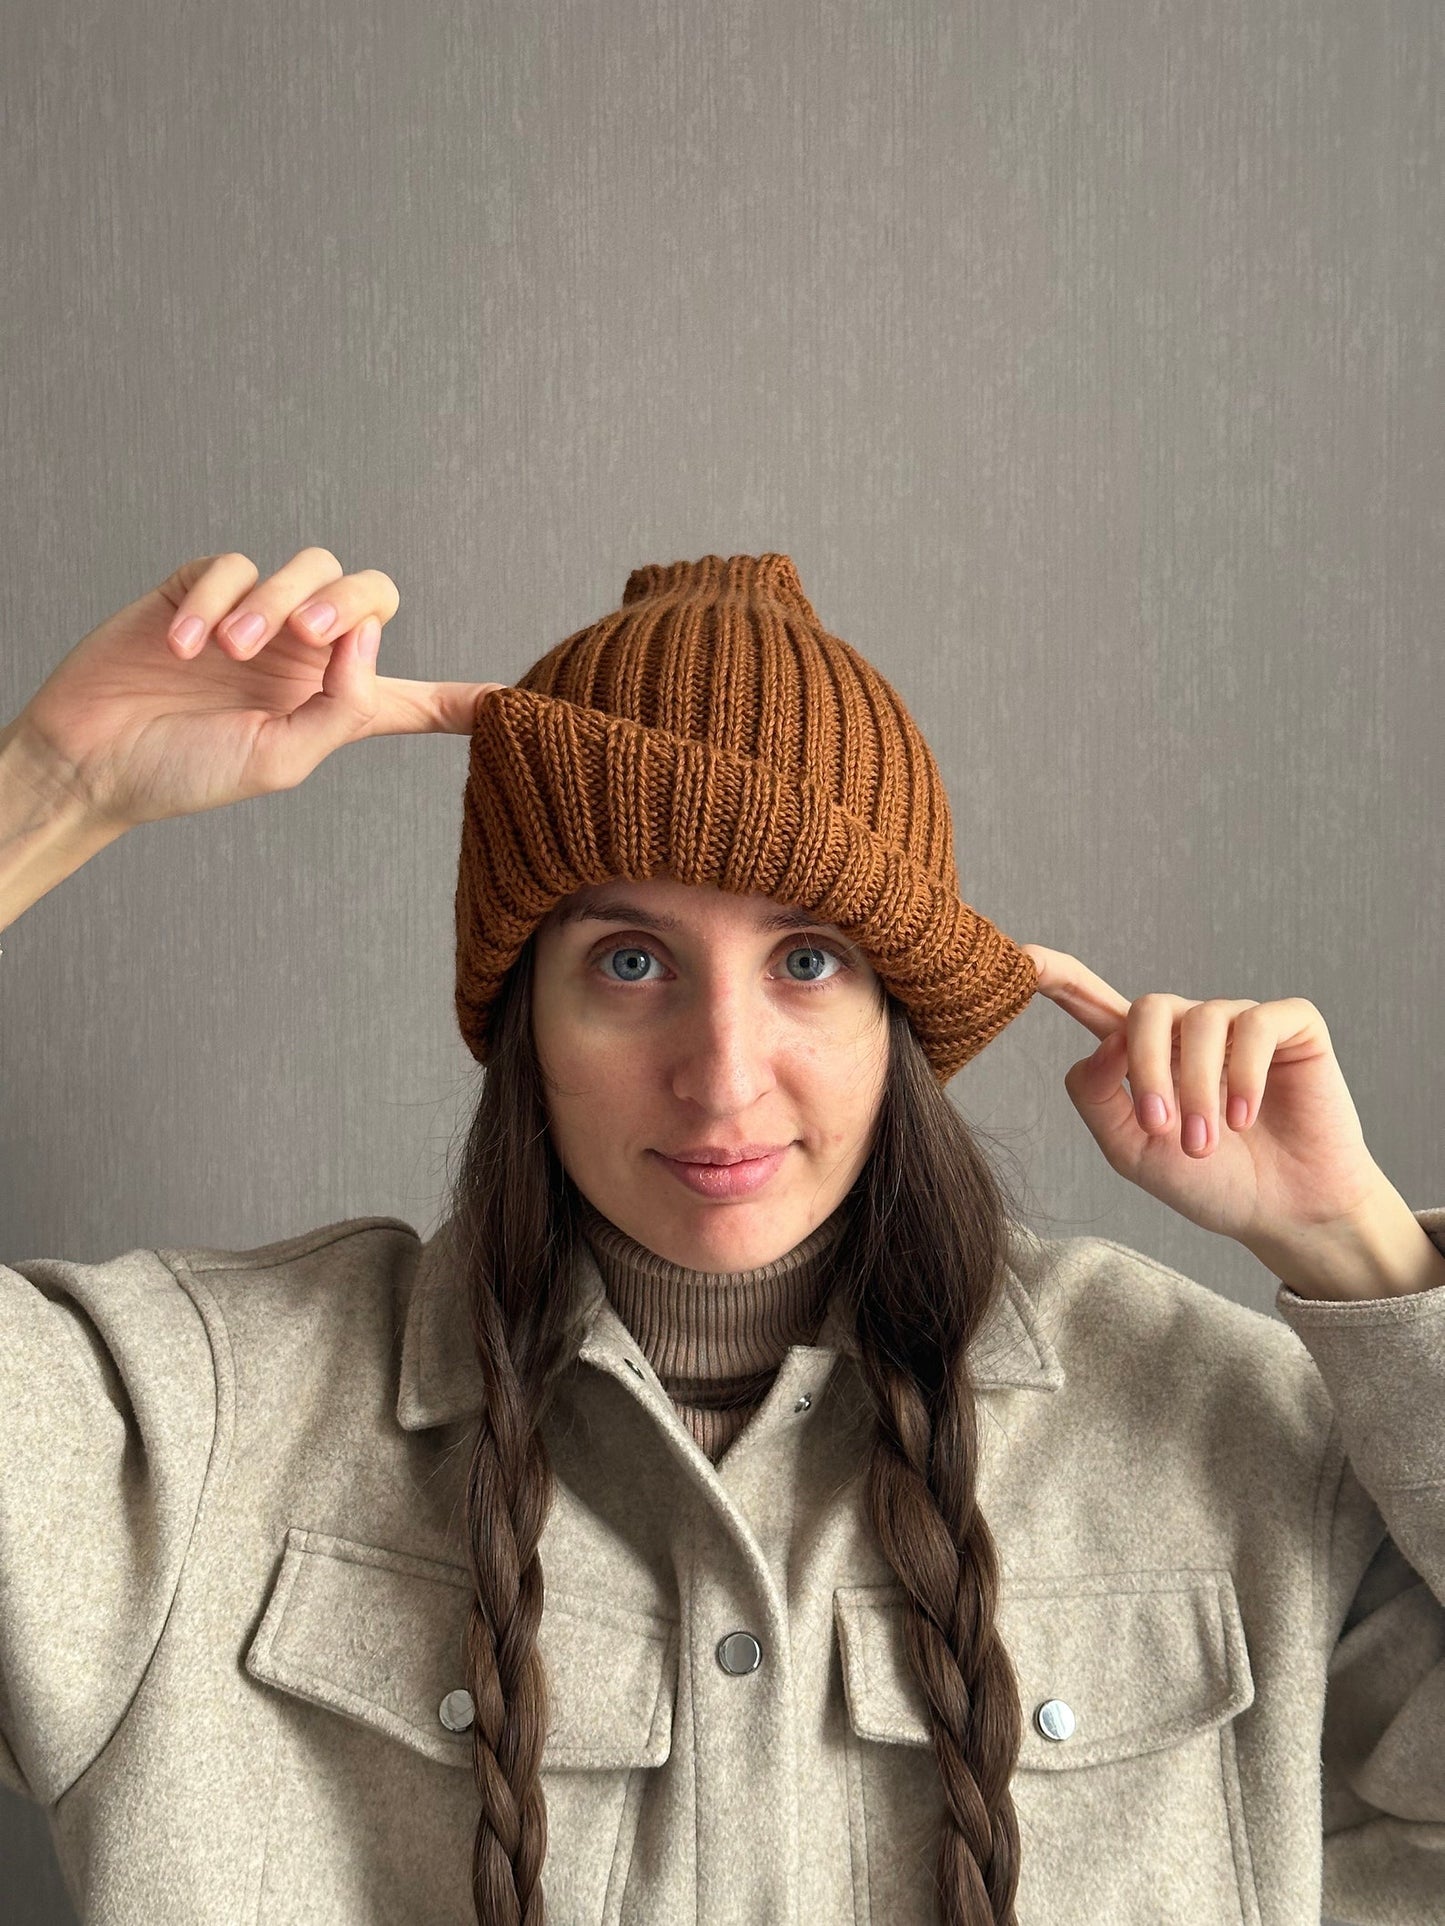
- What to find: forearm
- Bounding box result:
[1245,1174,1445,1302]
[0,717,127,934]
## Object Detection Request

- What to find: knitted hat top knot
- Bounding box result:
[455,552,1038,1082]
[620,551,818,618]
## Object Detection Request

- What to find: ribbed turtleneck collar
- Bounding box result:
[575,1194,850,1461]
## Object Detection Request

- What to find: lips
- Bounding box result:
[657,1143,791,1166]
[652,1145,790,1198]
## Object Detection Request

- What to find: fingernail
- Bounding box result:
[358,617,380,661]
[1182,1113,1208,1153]
[172,616,203,651]
[1139,1093,1167,1130]
[296,601,336,636]
[227,612,264,648]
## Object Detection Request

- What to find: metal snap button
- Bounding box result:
[716,1630,763,1675]
[1034,1698,1075,1742]
[793,1392,813,1412]
[439,1688,475,1732]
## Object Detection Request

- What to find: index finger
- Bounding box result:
[352,673,509,740]
[1020,944,1132,1039]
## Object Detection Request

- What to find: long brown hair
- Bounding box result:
[448,920,1032,1925]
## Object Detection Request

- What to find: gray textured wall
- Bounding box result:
[3,1,1440,1919]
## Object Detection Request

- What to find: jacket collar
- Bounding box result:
[396,1210,1063,1432]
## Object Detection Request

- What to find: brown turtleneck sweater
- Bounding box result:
[577,1197,849,1462]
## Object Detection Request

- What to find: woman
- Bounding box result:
[1,548,1442,1925]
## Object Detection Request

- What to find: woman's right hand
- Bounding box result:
[9,548,505,829]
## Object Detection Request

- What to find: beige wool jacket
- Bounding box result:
[2,1203,1444,1925]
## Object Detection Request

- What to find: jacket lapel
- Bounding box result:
[396,1210,1063,1434]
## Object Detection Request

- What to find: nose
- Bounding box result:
[666,979,780,1112]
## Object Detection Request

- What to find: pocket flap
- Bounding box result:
[246,1528,677,1771]
[534,1587,678,1769]
[834,1568,1255,1770]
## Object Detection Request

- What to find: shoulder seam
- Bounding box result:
[1086,1233,1282,1328]
[157,1214,419,1278]
[1087,1234,1201,1291]
[55,1247,221,1804]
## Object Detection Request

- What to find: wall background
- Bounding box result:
[3,2,1439,1918]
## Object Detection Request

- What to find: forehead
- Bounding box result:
[548,876,841,935]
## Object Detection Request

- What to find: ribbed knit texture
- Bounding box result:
[576,1196,849,1463]
[454,552,1040,1084]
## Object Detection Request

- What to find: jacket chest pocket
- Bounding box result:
[244,1527,677,1925]
[833,1569,1259,1926]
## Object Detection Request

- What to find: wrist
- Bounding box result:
[0,713,128,933]
[1245,1176,1445,1301]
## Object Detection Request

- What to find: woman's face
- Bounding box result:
[530,872,890,1272]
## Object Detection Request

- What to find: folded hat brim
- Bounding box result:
[456,686,1038,1081]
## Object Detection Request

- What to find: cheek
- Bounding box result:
[532,969,620,1073]
[539,1044,644,1122]
[533,996,650,1123]
[796,1008,888,1095]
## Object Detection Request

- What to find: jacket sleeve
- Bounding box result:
[0,1244,216,1804]
[1272,1205,1445,1923]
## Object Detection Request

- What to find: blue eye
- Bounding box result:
[592,939,849,989]
[599,944,662,984]
[780,944,840,984]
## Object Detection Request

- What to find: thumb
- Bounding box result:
[275,612,508,753]
[1062,1029,1137,1141]
[260,620,392,775]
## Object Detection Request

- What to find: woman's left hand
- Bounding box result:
[1020,944,1390,1249]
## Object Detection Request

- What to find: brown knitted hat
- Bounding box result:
[454,552,1038,1083]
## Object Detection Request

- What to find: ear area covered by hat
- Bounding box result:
[454,552,1038,1082]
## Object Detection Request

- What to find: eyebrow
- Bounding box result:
[555,895,849,941]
